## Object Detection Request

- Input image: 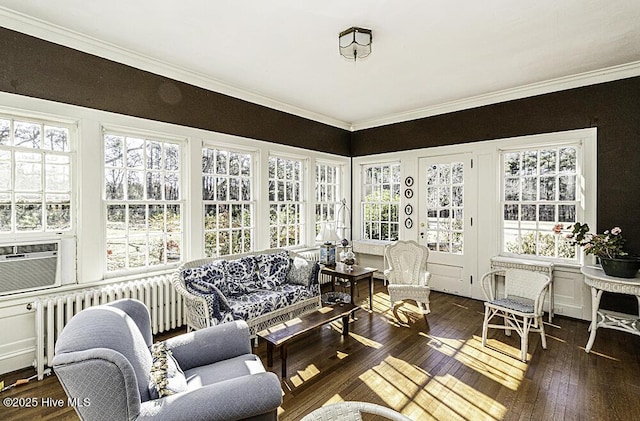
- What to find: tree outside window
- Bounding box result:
[361,163,400,241]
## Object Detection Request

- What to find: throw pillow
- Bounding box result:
[256,251,291,289]
[226,256,260,295]
[181,260,229,296]
[183,278,230,321]
[286,256,319,287]
[148,342,187,399]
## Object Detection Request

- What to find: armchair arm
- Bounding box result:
[421,270,432,286]
[137,371,282,421]
[480,269,505,301]
[164,320,252,371]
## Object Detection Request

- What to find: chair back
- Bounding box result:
[385,240,429,285]
[504,268,550,301]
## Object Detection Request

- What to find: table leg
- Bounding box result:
[280,344,288,378]
[350,279,356,306]
[368,274,373,311]
[266,342,274,367]
[341,313,350,336]
[549,281,554,322]
[331,275,336,292]
[585,287,603,353]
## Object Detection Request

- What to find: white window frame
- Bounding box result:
[202,144,255,257]
[102,126,185,275]
[268,154,306,248]
[0,112,75,239]
[315,160,343,238]
[499,129,596,264]
[360,162,401,241]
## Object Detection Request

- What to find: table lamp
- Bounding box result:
[316,223,340,266]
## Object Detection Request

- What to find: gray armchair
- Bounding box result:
[52,299,282,420]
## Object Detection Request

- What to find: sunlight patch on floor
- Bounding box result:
[358,356,507,420]
[288,364,320,387]
[421,333,526,391]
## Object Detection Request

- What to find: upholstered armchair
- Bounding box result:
[52,299,282,420]
[384,240,432,315]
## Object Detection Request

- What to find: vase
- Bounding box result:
[599,257,640,278]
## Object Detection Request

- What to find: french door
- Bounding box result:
[418,154,476,297]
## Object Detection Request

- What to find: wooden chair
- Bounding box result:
[481,268,552,362]
[384,240,431,315]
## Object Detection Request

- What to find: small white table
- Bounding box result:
[581,265,640,353]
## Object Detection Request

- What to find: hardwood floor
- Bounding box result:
[3,280,640,420]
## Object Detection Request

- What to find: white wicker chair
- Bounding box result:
[384,240,431,315]
[301,402,413,421]
[481,268,552,362]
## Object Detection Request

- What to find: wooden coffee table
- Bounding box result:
[257,302,357,378]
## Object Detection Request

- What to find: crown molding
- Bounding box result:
[350,60,640,131]
[0,7,352,131]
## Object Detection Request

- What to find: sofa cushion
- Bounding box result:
[286,256,319,287]
[181,260,230,296]
[270,283,317,306]
[184,354,265,389]
[226,256,261,296]
[256,251,291,289]
[225,290,282,321]
[148,341,188,399]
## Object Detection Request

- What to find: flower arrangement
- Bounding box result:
[553,222,627,259]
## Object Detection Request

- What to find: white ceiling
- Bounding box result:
[1,0,640,130]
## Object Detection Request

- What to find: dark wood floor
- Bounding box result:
[3,280,640,420]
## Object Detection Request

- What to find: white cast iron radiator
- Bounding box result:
[31,275,183,379]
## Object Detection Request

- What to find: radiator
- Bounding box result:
[31,275,184,380]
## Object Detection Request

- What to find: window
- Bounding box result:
[315,162,341,237]
[0,116,73,234]
[361,163,400,241]
[425,161,464,254]
[502,143,580,260]
[104,130,183,273]
[269,156,304,248]
[202,147,254,257]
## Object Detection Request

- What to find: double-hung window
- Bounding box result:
[315,162,341,237]
[502,143,580,260]
[202,147,254,256]
[361,163,401,241]
[103,129,183,273]
[269,156,304,248]
[0,116,73,234]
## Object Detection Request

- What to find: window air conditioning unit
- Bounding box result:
[0,242,61,296]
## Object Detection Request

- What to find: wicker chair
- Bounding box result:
[384,240,431,315]
[481,268,552,362]
[301,402,412,421]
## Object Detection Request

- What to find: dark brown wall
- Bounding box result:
[0,27,351,155]
[353,77,640,255]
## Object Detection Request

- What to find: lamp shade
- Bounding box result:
[316,222,340,244]
[339,27,372,61]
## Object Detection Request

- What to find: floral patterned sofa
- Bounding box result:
[172,249,321,338]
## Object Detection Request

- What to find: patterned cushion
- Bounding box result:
[286,256,318,287]
[256,251,291,289]
[183,278,229,322]
[148,341,187,399]
[270,283,316,305]
[226,256,261,296]
[181,260,229,296]
[225,290,283,321]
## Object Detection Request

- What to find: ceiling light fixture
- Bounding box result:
[339,27,372,61]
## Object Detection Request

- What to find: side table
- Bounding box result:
[581,265,640,353]
[320,264,377,311]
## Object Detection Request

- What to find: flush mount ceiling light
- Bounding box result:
[339,27,372,61]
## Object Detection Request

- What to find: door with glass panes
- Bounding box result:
[418,154,476,296]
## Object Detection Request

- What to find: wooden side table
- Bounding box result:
[320,264,377,311]
[581,265,640,353]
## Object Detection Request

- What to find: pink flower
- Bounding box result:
[552,223,563,234]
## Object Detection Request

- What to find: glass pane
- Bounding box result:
[44,126,69,152]
[45,163,70,192]
[539,149,556,175]
[127,171,144,200]
[148,235,164,265]
[166,204,181,232]
[46,197,70,230]
[167,235,181,262]
[106,239,126,272]
[14,121,41,148]
[439,165,451,185]
[558,205,576,222]
[216,150,228,174]
[165,173,179,200]
[202,148,215,173]
[0,119,10,145]
[149,204,165,232]
[128,205,146,233]
[539,177,556,201]
[126,137,145,168]
[16,202,42,231]
[0,196,10,231]
[504,178,520,201]
[504,204,519,221]
[205,232,218,257]
[452,186,463,206]
[522,178,537,201]
[15,156,42,192]
[522,151,537,175]
[216,177,228,201]
[539,204,555,222]
[165,143,179,171]
[522,204,536,221]
[452,162,463,184]
[146,172,162,200]
[146,141,162,170]
[0,161,10,190]
[105,168,124,200]
[241,179,251,201]
[559,147,576,173]
[105,135,124,167]
[559,175,575,201]
[107,204,126,236]
[203,175,215,200]
[229,152,241,176]
[128,237,147,268]
[504,152,520,176]
[538,233,556,257]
